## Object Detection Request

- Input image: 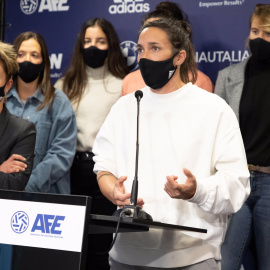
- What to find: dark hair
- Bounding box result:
[140,19,197,84]
[63,18,129,103]
[142,9,173,25]
[142,2,191,39]
[13,32,55,110]
[155,1,189,23]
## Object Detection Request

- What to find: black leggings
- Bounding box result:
[71,153,116,270]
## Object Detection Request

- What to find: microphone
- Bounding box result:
[113,90,153,220]
[130,90,143,206]
[135,90,143,102]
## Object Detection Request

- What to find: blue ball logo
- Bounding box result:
[11,211,29,234]
[20,0,39,15]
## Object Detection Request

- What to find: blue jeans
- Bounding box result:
[221,172,270,270]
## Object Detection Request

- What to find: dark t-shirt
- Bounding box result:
[239,57,270,166]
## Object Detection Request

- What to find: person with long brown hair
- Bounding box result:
[6,32,76,194]
[215,4,270,269]
[54,18,129,270]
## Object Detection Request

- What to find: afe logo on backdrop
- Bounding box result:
[109,0,150,14]
[20,0,39,15]
[120,41,139,71]
[21,0,69,15]
[11,211,29,234]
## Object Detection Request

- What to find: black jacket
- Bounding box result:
[0,105,36,190]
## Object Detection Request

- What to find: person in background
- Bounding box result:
[0,41,35,190]
[54,18,129,270]
[6,32,76,194]
[215,4,270,270]
[121,1,214,96]
[93,18,250,270]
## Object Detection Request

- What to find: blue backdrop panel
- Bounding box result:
[5,0,270,86]
[5,1,269,269]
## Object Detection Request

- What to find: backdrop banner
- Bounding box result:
[5,1,268,268]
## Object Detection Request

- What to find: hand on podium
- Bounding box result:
[112,175,152,221]
[112,176,144,208]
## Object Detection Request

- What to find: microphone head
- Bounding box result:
[135,90,143,100]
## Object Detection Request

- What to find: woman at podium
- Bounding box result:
[93,18,250,270]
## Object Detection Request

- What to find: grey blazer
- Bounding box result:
[0,105,36,190]
[215,58,249,121]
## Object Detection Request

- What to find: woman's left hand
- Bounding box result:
[164,168,197,200]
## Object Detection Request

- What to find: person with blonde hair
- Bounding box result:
[215,4,270,269]
[0,41,36,190]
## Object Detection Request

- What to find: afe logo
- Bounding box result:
[11,211,29,234]
[20,0,39,15]
[120,41,139,71]
[31,214,65,235]
[21,0,69,14]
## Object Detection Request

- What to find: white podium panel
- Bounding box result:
[0,190,91,270]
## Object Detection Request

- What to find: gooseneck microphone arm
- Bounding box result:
[130,90,143,206]
[112,90,152,221]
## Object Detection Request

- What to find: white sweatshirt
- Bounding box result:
[93,83,250,268]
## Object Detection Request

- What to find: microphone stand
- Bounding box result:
[113,91,152,221]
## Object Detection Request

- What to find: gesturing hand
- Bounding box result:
[164,168,197,200]
[0,154,27,173]
[112,176,131,207]
[112,176,144,208]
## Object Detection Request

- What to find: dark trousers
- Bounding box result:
[71,152,116,270]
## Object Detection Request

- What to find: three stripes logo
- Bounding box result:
[11,211,29,234]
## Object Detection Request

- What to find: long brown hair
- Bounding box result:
[141,19,197,84]
[63,18,129,104]
[13,32,55,110]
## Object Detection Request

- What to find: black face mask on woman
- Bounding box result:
[83,46,108,68]
[139,54,177,89]
[19,61,43,83]
[249,38,270,62]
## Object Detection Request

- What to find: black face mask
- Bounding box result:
[0,82,7,101]
[18,61,43,83]
[250,38,270,62]
[139,55,177,89]
[83,46,108,68]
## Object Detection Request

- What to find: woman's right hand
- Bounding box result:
[112,176,145,208]
[0,154,27,173]
[112,176,131,207]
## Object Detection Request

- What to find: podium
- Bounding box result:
[0,190,91,270]
[0,190,207,270]
[89,214,207,234]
